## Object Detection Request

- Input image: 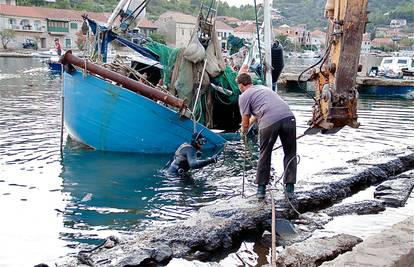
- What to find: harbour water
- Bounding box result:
[0,58,413,266]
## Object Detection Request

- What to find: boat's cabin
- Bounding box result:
[379,57,413,72]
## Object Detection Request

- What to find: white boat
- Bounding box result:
[377,56,414,78]
[31,49,61,58]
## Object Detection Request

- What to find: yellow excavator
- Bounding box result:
[304,0,369,134]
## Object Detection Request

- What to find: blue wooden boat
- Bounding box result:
[48,61,62,72]
[64,69,226,153]
[356,77,414,99]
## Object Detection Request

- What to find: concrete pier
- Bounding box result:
[321,216,414,267]
[278,72,414,89]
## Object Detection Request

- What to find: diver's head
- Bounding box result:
[191,131,207,150]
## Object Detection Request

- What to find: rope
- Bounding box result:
[192,59,208,133]
[272,133,306,151]
[297,39,334,102]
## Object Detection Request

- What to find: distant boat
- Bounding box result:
[356,76,414,99]
[46,55,61,72]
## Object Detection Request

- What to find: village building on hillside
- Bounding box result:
[215,20,234,50]
[155,11,196,48]
[0,2,110,50]
[273,24,310,47]
[371,37,394,49]
[390,19,407,29]
[216,16,241,26]
[309,29,326,49]
[360,32,371,54]
[233,23,256,40]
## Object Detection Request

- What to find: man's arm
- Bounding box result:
[186,148,215,170]
[241,114,251,133]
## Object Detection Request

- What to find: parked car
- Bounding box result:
[22,39,38,50]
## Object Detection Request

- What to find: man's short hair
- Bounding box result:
[237,73,252,86]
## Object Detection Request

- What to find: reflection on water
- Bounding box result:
[0,58,413,266]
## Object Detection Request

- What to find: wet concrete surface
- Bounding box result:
[271,234,362,267]
[58,151,414,266]
[321,216,414,267]
[374,171,414,207]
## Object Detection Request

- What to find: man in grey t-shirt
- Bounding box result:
[237,73,297,199]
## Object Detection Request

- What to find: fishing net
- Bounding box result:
[212,66,240,105]
[145,41,180,86]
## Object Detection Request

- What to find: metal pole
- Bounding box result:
[60,51,187,110]
[60,65,65,157]
[270,190,277,266]
[263,0,273,89]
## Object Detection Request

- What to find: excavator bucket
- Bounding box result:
[306,0,369,134]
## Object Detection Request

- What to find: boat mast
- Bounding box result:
[263,0,273,89]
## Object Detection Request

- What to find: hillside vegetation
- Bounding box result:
[15,0,414,31]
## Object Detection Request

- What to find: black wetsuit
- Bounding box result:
[167,143,215,175]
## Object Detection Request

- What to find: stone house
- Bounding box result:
[155,11,196,48]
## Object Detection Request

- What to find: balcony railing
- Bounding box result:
[9,24,44,32]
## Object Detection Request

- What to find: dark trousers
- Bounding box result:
[256,116,297,185]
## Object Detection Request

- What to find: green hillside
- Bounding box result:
[15,0,414,31]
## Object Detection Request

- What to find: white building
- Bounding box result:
[0,3,109,50]
[155,11,197,48]
[390,19,407,29]
[215,20,234,50]
[360,33,371,54]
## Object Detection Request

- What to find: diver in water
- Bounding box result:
[167,131,218,176]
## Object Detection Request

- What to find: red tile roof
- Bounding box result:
[0,4,110,22]
[216,16,241,23]
[234,23,257,33]
[137,17,157,29]
[371,37,393,47]
[215,20,233,30]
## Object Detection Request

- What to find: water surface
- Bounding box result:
[0,58,413,266]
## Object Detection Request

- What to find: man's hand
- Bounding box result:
[239,127,247,141]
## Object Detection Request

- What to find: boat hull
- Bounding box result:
[64,70,226,153]
[48,62,62,72]
[357,84,414,99]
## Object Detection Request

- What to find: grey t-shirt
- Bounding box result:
[238,85,294,129]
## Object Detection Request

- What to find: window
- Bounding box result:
[397,59,407,64]
[70,22,78,29]
[65,38,71,48]
[384,59,393,64]
[34,20,41,31]
[182,29,185,35]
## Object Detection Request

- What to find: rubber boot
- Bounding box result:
[257,185,266,200]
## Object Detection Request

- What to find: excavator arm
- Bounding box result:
[305,0,369,134]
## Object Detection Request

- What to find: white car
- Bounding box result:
[378,57,413,78]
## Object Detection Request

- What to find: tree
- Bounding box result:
[148,32,166,44]
[275,34,294,51]
[0,29,16,50]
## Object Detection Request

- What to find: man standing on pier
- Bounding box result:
[237,73,297,199]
